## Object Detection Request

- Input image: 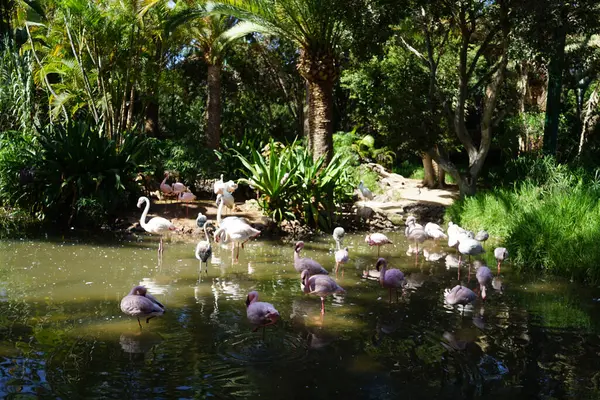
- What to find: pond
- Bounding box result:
[1,230,600,399]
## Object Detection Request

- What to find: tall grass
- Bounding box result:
[447,156,600,283]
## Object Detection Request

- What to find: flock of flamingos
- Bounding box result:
[121,174,509,337]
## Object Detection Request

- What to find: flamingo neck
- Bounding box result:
[139,197,150,230]
[335,239,341,251]
[379,262,387,287]
[217,197,223,226]
[203,222,210,242]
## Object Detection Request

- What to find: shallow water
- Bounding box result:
[1,230,600,399]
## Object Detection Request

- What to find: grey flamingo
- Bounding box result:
[475,266,493,300]
[444,285,476,315]
[195,221,212,274]
[301,270,345,315]
[294,241,329,275]
[120,285,165,329]
[246,291,280,338]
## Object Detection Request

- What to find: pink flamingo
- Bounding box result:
[214,221,260,261]
[159,172,173,202]
[178,191,196,218]
[375,258,405,303]
[137,196,177,256]
[301,270,345,315]
[405,217,428,261]
[365,233,392,257]
[246,291,279,338]
[444,285,476,315]
[494,247,508,275]
[120,285,165,330]
[294,241,329,275]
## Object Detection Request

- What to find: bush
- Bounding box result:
[447,156,600,283]
[236,140,353,230]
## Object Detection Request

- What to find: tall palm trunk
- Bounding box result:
[307,79,334,163]
[299,50,337,163]
[206,63,222,149]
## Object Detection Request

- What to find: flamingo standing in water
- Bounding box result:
[120,285,165,329]
[475,265,493,300]
[444,285,476,315]
[195,221,212,275]
[246,291,279,338]
[494,247,508,275]
[294,241,329,275]
[405,217,428,259]
[214,221,260,261]
[137,196,176,256]
[375,258,405,303]
[424,222,448,240]
[332,227,349,275]
[301,270,345,315]
[365,233,392,257]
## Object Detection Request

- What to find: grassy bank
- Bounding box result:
[446,159,600,283]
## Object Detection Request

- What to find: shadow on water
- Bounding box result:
[0,232,600,398]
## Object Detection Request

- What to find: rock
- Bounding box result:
[387,214,404,226]
[356,206,374,220]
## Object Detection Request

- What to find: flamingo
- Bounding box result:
[217,192,235,216]
[456,235,485,266]
[405,217,428,257]
[246,291,279,338]
[214,221,260,261]
[120,285,165,330]
[196,212,208,229]
[179,190,196,218]
[365,233,392,257]
[333,226,345,244]
[294,241,329,275]
[375,258,405,303]
[213,174,225,194]
[358,180,374,200]
[172,181,187,197]
[137,196,176,256]
[224,180,238,193]
[195,221,212,274]
[301,270,345,315]
[494,247,509,275]
[444,285,476,315]
[424,222,448,240]
[475,266,493,300]
[475,230,489,245]
[334,245,349,276]
[159,172,173,202]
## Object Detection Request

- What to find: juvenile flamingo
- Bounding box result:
[375,258,405,303]
[301,270,345,315]
[365,233,392,257]
[196,212,208,229]
[294,241,329,275]
[246,291,279,338]
[137,196,176,256]
[213,174,225,194]
[195,221,212,274]
[332,227,349,275]
[494,247,509,275]
[120,285,165,329]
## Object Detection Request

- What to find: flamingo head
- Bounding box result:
[375,257,387,271]
[364,235,370,243]
[130,285,147,296]
[136,197,146,208]
[405,216,416,226]
[265,309,280,324]
[246,291,258,307]
[294,241,305,253]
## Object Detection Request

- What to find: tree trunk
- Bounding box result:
[307,79,334,163]
[205,63,222,150]
[303,81,310,148]
[144,99,160,137]
[435,161,446,188]
[543,20,566,156]
[577,83,600,156]
[421,153,435,187]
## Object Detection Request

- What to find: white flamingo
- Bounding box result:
[213,174,225,194]
[214,221,260,261]
[424,222,448,240]
[333,230,349,275]
[137,196,176,256]
[217,192,235,216]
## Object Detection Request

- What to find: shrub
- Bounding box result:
[236,140,353,230]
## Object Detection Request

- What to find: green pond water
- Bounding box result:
[1,230,600,399]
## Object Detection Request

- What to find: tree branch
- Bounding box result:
[466,25,500,79]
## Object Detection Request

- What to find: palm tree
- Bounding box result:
[212,0,349,163]
[166,4,244,149]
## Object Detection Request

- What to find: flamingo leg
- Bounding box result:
[320,297,325,315]
[137,317,143,330]
[231,242,235,261]
[236,243,240,260]
[468,264,471,282]
[497,260,501,275]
